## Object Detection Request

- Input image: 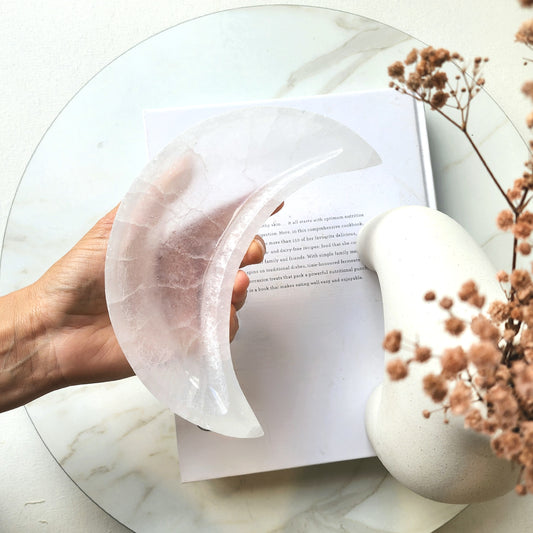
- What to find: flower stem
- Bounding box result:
[462,130,516,213]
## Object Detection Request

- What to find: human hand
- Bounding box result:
[0,206,266,411]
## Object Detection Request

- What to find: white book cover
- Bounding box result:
[143,90,435,482]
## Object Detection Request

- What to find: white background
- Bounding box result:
[0,1,532,531]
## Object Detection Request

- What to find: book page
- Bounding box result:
[247,212,365,294]
[143,91,434,481]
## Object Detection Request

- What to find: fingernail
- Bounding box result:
[254,235,266,255]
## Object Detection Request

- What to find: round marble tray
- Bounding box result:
[0,5,526,532]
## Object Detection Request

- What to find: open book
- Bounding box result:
[143,90,435,482]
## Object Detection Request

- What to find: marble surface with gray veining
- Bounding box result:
[0,6,527,532]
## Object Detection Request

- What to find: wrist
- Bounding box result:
[0,284,61,411]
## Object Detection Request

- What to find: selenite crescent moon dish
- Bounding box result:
[105,106,381,438]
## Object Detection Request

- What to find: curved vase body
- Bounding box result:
[106,106,380,438]
[358,205,516,503]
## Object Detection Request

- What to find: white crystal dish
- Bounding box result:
[105,106,380,437]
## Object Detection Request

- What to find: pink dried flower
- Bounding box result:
[469,341,502,370]
[439,297,453,310]
[526,111,533,129]
[497,270,510,283]
[432,71,448,90]
[520,210,533,224]
[513,222,533,239]
[383,330,402,352]
[516,19,533,45]
[510,269,532,291]
[487,301,510,323]
[441,346,468,377]
[471,314,501,342]
[474,371,497,390]
[522,80,533,99]
[491,431,522,460]
[388,61,405,79]
[522,421,533,444]
[424,47,451,67]
[525,467,533,494]
[430,91,449,109]
[523,303,533,327]
[516,484,528,496]
[406,72,422,91]
[525,170,533,188]
[423,373,448,403]
[521,327,533,348]
[468,293,486,309]
[449,381,472,414]
[445,316,466,335]
[515,179,529,195]
[494,364,512,385]
[464,408,484,432]
[497,210,514,230]
[486,384,519,429]
[416,59,430,77]
[405,48,418,65]
[513,361,533,409]
[386,358,408,381]
[458,280,478,301]
[508,186,523,201]
[414,345,432,363]
[518,241,532,255]
[519,421,533,466]
[482,418,499,435]
[424,291,436,301]
[511,306,523,320]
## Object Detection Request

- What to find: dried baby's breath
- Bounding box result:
[382,4,533,494]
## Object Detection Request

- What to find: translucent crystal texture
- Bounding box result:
[105,106,380,438]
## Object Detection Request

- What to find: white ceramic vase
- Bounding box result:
[357,205,517,503]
